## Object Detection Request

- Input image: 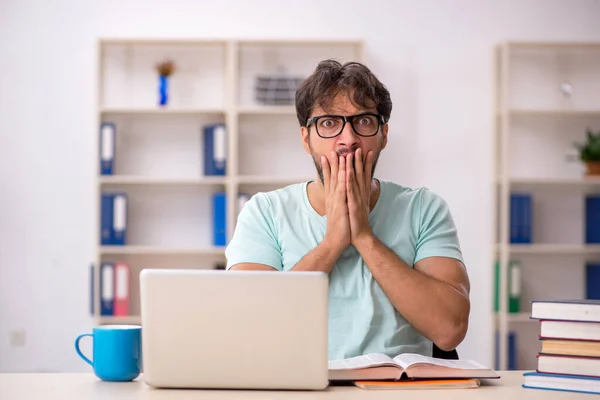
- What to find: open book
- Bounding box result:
[328,353,499,381]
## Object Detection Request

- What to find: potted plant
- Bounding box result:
[573,128,600,176]
[156,60,175,107]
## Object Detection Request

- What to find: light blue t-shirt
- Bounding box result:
[225,179,464,361]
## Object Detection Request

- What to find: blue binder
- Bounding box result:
[213,192,227,246]
[494,330,517,370]
[508,331,517,370]
[510,194,532,243]
[585,196,600,243]
[100,263,114,316]
[112,193,127,246]
[101,193,114,245]
[203,124,227,176]
[522,195,532,242]
[99,122,115,175]
[587,263,600,300]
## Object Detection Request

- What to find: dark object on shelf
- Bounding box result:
[254,74,304,105]
[214,262,226,270]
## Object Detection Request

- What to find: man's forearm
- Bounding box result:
[354,235,470,351]
[291,239,343,274]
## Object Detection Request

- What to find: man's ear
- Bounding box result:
[301,126,311,154]
[381,123,388,150]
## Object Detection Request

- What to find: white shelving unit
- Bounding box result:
[93,38,363,325]
[500,244,600,255]
[236,105,296,115]
[494,42,600,370]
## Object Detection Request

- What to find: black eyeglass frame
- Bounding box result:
[305,112,386,139]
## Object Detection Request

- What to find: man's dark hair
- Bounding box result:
[295,60,392,127]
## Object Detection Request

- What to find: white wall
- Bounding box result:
[1,0,599,372]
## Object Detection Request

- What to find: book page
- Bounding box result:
[392,353,489,370]
[328,353,396,370]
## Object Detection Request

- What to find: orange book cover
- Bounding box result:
[354,379,480,390]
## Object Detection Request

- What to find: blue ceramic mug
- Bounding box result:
[75,325,142,381]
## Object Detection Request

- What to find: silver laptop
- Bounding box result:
[139,269,329,390]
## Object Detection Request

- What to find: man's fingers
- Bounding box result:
[346,153,356,209]
[367,150,375,173]
[337,154,346,200]
[355,148,365,196]
[329,151,339,195]
[321,156,330,192]
[365,150,374,187]
[346,153,354,188]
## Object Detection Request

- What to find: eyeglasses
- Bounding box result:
[306,113,385,139]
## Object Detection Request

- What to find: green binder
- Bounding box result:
[493,260,522,313]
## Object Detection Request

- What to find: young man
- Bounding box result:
[226,60,470,361]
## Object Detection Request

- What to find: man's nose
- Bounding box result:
[337,120,360,149]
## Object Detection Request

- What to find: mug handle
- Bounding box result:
[75,333,93,367]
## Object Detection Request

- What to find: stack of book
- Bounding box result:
[523,299,600,395]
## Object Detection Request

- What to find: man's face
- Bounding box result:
[301,92,388,185]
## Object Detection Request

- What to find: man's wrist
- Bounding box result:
[320,236,347,258]
[353,232,377,253]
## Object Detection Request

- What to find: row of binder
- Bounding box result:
[100,122,228,176]
[213,192,250,246]
[510,193,600,244]
[100,191,250,247]
[90,262,130,316]
[90,261,227,317]
[494,330,518,370]
[493,261,600,313]
[493,260,522,313]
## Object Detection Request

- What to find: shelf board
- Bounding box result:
[237,106,296,115]
[497,244,600,255]
[237,39,363,46]
[237,175,312,185]
[503,177,600,187]
[507,109,600,117]
[101,38,362,47]
[100,176,315,186]
[96,315,141,325]
[99,176,226,186]
[100,38,227,46]
[506,41,600,50]
[100,107,226,115]
[495,312,533,323]
[99,246,226,256]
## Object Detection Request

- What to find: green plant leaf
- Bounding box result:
[573,128,600,162]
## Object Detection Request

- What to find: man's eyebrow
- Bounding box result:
[317,110,377,115]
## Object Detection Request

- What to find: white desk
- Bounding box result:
[0,371,589,399]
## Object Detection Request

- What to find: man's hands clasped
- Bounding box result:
[321,148,375,253]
